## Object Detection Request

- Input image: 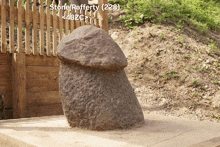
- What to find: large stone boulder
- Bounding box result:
[57,25,144,130]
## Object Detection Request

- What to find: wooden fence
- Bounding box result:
[0,0,108,119]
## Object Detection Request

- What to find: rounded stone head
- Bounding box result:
[57,25,127,71]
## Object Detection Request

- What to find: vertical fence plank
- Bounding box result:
[12,53,27,118]
[58,1,63,41]
[64,4,68,35]
[46,0,51,56]
[1,0,6,53]
[9,0,14,53]
[90,11,94,26]
[75,9,80,28]
[25,0,30,54]
[98,0,108,33]
[70,12,75,33]
[80,9,85,26]
[32,2,37,55]
[85,10,89,25]
[39,0,44,55]
[94,11,99,27]
[17,0,22,53]
[52,0,57,56]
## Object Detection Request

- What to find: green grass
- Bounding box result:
[184,54,189,59]
[159,34,164,39]
[178,36,183,43]
[109,0,220,33]
[172,74,178,78]
[193,80,199,85]
[185,68,191,71]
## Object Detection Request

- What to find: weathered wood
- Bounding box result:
[94,11,99,27]
[0,67,11,80]
[27,103,63,117]
[75,9,80,28]
[26,77,59,93]
[39,0,44,55]
[0,4,66,29]
[2,93,13,109]
[9,0,14,53]
[98,0,108,33]
[0,78,12,86]
[85,10,89,25]
[17,0,22,53]
[27,91,61,107]
[80,9,85,26]
[0,85,12,94]
[64,5,68,35]
[46,0,51,56]
[12,53,27,118]
[25,0,30,54]
[26,54,60,66]
[52,0,57,56]
[0,52,12,65]
[26,66,59,79]
[3,109,13,119]
[70,12,75,33]
[32,2,37,55]
[58,1,63,41]
[90,10,94,26]
[1,0,6,53]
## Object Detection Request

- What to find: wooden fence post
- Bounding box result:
[98,0,109,34]
[12,53,27,118]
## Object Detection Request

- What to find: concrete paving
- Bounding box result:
[0,112,220,147]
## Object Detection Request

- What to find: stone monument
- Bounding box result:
[57,25,144,130]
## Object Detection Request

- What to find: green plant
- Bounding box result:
[182,78,185,82]
[22,28,25,33]
[133,46,137,48]
[157,25,161,28]
[178,36,183,43]
[138,69,141,74]
[164,72,168,81]
[159,34,164,39]
[139,75,142,79]
[170,26,174,30]
[201,66,206,70]
[118,0,220,33]
[155,51,159,55]
[184,54,189,59]
[170,70,175,74]
[191,66,198,70]
[154,62,157,65]
[138,39,143,42]
[193,93,198,96]
[213,81,219,84]
[172,74,178,78]
[131,33,136,37]
[108,18,112,23]
[210,43,217,50]
[185,68,190,71]
[193,80,199,85]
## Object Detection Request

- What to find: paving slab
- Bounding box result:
[0,112,220,147]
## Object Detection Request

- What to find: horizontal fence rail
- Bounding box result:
[0,0,108,56]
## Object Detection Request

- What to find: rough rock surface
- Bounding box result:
[58,25,144,130]
[57,25,127,71]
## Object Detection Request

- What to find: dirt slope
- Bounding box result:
[108,10,220,123]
